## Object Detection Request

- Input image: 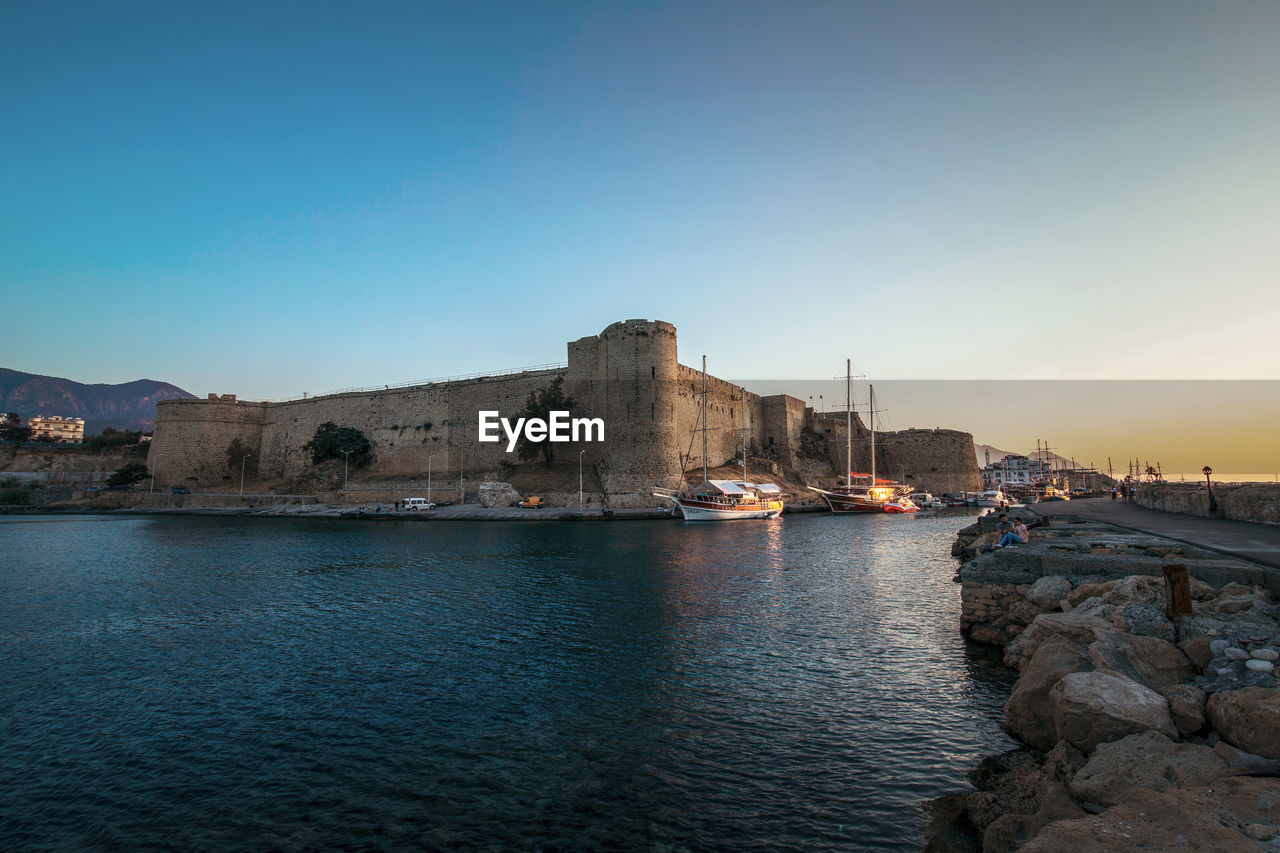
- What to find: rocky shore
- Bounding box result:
[926,507,1280,851]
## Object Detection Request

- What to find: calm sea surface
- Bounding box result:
[0,511,1014,852]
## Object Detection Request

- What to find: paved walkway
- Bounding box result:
[1033,496,1280,569]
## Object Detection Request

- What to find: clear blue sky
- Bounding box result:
[3,0,1278,401]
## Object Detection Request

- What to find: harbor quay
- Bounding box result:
[927,496,1280,850]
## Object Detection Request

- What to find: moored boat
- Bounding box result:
[808,362,918,514]
[654,357,784,521]
[659,479,784,520]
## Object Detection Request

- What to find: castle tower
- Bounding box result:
[566,319,681,496]
[148,395,266,485]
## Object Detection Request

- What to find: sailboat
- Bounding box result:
[809,361,919,514]
[653,357,784,521]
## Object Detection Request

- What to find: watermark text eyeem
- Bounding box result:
[478,411,605,452]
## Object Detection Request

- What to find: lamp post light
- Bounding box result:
[1202,465,1217,514]
[579,449,585,508]
[240,453,253,496]
[427,454,437,505]
[339,449,355,492]
[459,443,465,504]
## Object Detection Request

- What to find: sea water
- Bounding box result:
[0,511,1014,851]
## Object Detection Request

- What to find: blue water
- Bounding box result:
[0,511,1014,851]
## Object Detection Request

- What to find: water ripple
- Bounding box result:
[0,511,1014,851]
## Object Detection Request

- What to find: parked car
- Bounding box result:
[398,497,435,511]
[520,496,544,508]
[85,485,101,493]
[171,487,190,494]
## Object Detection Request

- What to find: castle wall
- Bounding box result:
[258,369,568,479]
[147,395,266,483]
[876,428,981,494]
[148,319,980,498]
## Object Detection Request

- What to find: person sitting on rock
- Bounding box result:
[995,516,1029,548]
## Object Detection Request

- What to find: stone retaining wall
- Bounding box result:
[1137,482,1280,525]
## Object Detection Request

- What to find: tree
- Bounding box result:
[0,413,31,443]
[303,422,372,467]
[85,427,143,451]
[106,463,149,488]
[225,437,259,478]
[514,377,576,468]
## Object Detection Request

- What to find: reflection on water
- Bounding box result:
[0,512,1013,851]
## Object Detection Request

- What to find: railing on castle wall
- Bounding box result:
[264,362,569,403]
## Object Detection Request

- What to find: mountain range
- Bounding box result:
[0,368,194,435]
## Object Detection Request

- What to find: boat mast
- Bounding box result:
[870,383,876,488]
[701,355,708,486]
[845,359,852,487]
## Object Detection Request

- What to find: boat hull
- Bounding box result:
[817,491,919,514]
[672,498,783,521]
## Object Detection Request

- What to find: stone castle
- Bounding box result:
[148,319,980,501]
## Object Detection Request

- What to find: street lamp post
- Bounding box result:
[240,453,253,496]
[339,449,355,492]
[459,444,465,504]
[1202,465,1217,515]
[579,449,585,508]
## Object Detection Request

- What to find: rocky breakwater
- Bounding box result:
[927,510,1280,851]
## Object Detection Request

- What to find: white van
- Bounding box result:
[399,497,435,511]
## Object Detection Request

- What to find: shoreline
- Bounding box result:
[0,499,839,522]
[926,502,1280,850]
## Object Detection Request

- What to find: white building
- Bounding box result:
[28,415,85,444]
[981,454,1051,489]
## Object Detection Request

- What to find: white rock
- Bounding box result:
[1251,648,1279,662]
[1245,659,1275,673]
[1225,647,1250,661]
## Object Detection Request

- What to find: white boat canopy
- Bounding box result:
[705,479,749,495]
[755,483,782,495]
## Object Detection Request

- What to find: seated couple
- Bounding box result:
[994,514,1029,548]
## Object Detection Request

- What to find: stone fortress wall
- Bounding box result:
[810,412,980,496]
[149,320,981,497]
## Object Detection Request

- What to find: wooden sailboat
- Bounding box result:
[809,361,919,514]
[654,357,784,520]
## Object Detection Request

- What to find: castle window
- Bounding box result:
[651,366,655,378]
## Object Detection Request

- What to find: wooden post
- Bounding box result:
[1163,563,1193,620]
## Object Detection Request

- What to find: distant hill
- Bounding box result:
[0,368,195,435]
[976,443,1080,470]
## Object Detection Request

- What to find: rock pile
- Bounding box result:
[927,511,1280,851]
